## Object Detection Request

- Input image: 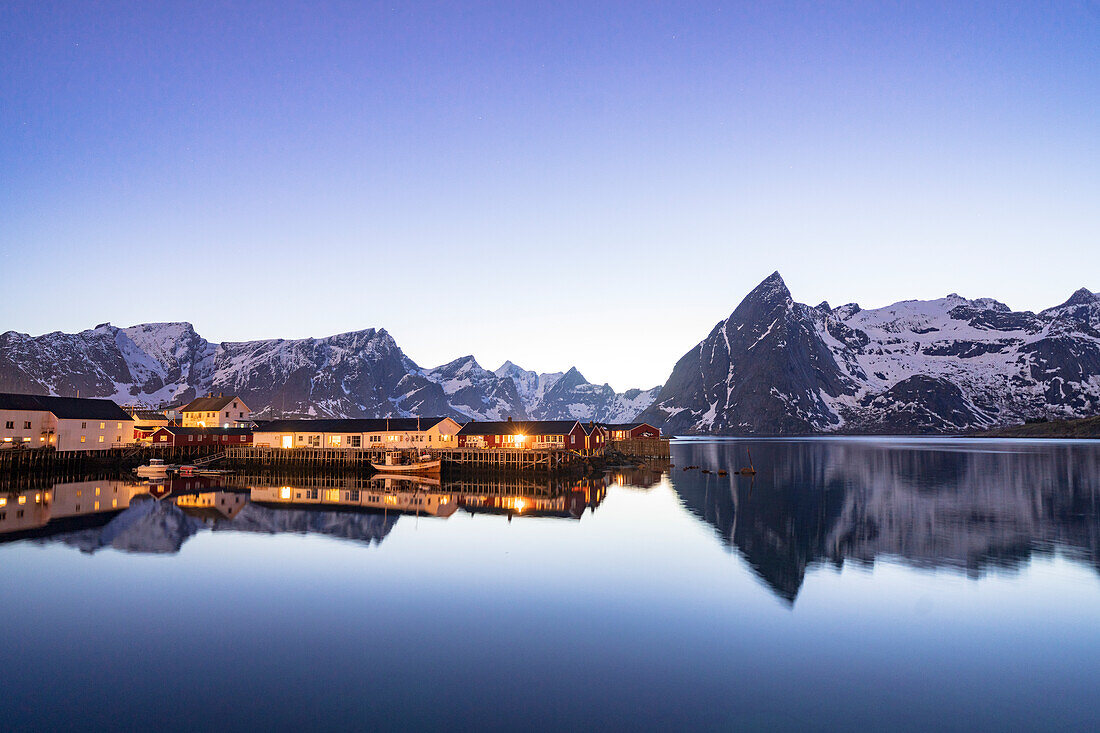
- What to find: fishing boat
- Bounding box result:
[370,450,441,475]
[134,458,170,477]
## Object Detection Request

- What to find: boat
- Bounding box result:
[370,450,441,475]
[134,458,170,477]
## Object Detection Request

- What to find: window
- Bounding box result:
[98,435,105,443]
[23,421,31,429]
[4,421,12,429]
[160,435,167,442]
[570,435,576,444]
[188,435,194,442]
[117,422,122,429]
[99,422,105,429]
[116,435,121,442]
[80,436,86,443]
[81,422,87,429]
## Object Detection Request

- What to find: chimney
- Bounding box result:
[507,416,513,422]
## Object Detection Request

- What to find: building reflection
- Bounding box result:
[0,477,147,542]
[1,470,611,553]
[668,440,1100,603]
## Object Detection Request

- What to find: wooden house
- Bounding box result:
[251,417,462,450]
[180,395,251,428]
[0,393,135,451]
[457,418,592,452]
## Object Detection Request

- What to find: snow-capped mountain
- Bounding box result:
[0,322,658,422]
[640,272,1100,434]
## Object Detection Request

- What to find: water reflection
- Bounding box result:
[1,471,612,554]
[670,439,1100,602]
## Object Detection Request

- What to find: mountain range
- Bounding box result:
[2,272,1097,433]
[0,321,659,423]
[640,272,1100,434]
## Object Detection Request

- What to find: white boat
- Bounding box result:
[134,458,170,477]
[370,451,441,475]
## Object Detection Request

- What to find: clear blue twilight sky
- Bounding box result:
[1,1,1097,389]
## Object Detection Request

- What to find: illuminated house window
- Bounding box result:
[99,422,105,429]
[98,436,104,443]
[80,436,86,443]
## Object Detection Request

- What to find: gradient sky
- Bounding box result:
[1,1,1097,390]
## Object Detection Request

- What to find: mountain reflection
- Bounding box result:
[1,471,609,554]
[669,439,1100,603]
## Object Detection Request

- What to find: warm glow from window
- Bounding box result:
[280,487,292,499]
[506,497,527,512]
[0,498,7,508]
[18,496,27,505]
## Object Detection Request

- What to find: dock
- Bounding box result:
[223,445,590,472]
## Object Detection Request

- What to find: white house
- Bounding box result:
[252,417,462,450]
[0,393,136,451]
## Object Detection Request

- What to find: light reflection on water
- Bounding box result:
[1,438,1099,732]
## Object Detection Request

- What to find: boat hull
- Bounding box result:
[369,460,441,474]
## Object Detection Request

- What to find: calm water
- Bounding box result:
[2,438,1100,731]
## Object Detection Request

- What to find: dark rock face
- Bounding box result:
[669,440,1100,603]
[641,273,858,435]
[641,274,1100,434]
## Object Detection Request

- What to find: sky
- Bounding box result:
[1,1,1097,391]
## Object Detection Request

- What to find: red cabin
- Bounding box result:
[149,426,253,447]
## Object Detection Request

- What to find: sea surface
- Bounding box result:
[2,438,1100,732]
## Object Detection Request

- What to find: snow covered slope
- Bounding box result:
[640,272,1100,434]
[0,322,658,422]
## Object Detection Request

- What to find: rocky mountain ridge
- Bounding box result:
[640,272,1100,434]
[0,322,658,423]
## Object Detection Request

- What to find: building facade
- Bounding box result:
[252,417,462,450]
[457,419,592,452]
[149,427,254,447]
[0,393,135,451]
[180,395,251,428]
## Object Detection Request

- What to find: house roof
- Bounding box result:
[0,392,133,421]
[128,410,168,421]
[600,422,658,432]
[255,417,452,434]
[0,392,50,412]
[153,427,253,436]
[180,395,245,412]
[458,420,580,436]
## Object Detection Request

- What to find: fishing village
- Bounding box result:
[0,390,671,538]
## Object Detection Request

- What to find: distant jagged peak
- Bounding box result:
[1055,287,1099,309]
[494,359,528,377]
[432,354,485,374]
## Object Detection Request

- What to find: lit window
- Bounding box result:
[18,496,27,505]
[80,436,86,443]
[98,435,104,443]
[100,422,105,429]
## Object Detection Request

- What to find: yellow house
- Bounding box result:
[180,395,251,428]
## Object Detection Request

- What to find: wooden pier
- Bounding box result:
[609,438,671,459]
[223,445,589,472]
[0,445,227,473]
